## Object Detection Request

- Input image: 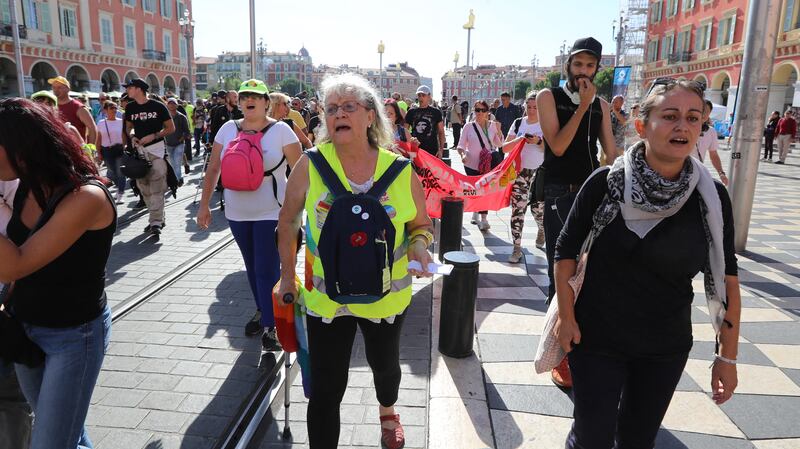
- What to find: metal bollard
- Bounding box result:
[441,157,452,167]
[438,197,463,262]
[438,251,480,358]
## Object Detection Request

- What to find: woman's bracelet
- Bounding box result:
[410,228,434,246]
[714,354,737,365]
[410,234,431,248]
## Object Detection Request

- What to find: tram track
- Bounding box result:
[107,197,293,449]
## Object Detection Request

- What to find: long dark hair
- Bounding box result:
[0,98,97,209]
[383,99,404,126]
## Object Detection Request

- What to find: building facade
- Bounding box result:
[1,0,194,98]
[199,47,313,91]
[441,64,536,103]
[312,62,421,100]
[644,0,800,117]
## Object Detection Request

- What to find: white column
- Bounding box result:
[706,88,724,105]
[766,84,788,118]
[727,85,739,116]
[79,0,91,51]
[792,81,800,107]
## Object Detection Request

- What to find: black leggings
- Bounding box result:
[566,348,689,449]
[764,133,775,159]
[306,313,406,449]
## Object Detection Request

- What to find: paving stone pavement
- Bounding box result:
[468,146,800,448]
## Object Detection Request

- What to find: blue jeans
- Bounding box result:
[15,306,111,449]
[228,219,279,327]
[166,144,184,182]
[100,146,126,193]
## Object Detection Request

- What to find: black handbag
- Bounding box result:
[120,148,152,179]
[531,165,546,203]
[0,185,72,367]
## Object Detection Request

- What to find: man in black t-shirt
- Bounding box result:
[123,78,175,236]
[535,37,617,389]
[405,85,444,157]
[209,91,243,142]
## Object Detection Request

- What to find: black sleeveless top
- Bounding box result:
[543,87,603,186]
[8,181,116,328]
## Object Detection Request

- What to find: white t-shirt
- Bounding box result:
[214,120,299,221]
[507,119,545,170]
[97,118,124,147]
[694,127,719,162]
[457,122,503,171]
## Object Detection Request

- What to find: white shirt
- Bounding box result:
[214,120,299,221]
[695,127,719,162]
[457,121,503,171]
[507,119,545,170]
[97,118,124,147]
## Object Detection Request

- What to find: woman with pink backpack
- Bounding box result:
[196,79,303,350]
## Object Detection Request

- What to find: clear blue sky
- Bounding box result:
[192,0,622,97]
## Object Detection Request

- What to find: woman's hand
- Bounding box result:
[554,316,581,353]
[196,205,212,230]
[407,240,433,277]
[276,275,299,305]
[409,137,420,147]
[711,359,737,405]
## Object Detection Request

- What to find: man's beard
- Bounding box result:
[567,71,596,92]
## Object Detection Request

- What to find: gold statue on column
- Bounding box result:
[463,9,475,29]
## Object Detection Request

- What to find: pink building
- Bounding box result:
[1,0,194,98]
[644,0,800,117]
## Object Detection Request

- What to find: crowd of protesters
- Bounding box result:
[15,31,800,448]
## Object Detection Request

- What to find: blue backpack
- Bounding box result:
[307,149,410,304]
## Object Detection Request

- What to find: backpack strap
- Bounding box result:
[307,149,349,199]
[234,119,243,132]
[366,158,410,199]
[472,122,487,150]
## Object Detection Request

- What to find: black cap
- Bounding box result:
[122,78,149,92]
[216,90,227,97]
[570,37,603,60]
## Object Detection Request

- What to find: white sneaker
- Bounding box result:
[508,247,523,263]
[470,212,479,225]
[114,191,124,204]
[478,219,490,231]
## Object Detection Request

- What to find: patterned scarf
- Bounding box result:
[580,141,728,332]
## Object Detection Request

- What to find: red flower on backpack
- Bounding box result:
[350,232,368,247]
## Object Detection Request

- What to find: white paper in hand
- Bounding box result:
[407,260,454,275]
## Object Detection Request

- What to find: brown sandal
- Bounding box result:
[380,414,405,449]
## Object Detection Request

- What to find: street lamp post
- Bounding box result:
[377,40,384,98]
[249,0,256,79]
[531,55,539,87]
[257,38,266,81]
[178,8,195,101]
[463,9,475,68]
[559,40,567,82]
[612,12,626,67]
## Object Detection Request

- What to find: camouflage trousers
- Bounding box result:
[510,168,544,247]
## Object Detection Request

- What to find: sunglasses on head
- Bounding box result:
[646,77,706,97]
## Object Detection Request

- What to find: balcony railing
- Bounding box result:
[668,51,692,64]
[142,49,166,61]
[0,22,27,39]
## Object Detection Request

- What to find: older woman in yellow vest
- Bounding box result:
[277,73,433,449]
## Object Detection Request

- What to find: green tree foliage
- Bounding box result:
[593,67,615,102]
[514,80,532,100]
[533,71,562,91]
[275,78,316,97]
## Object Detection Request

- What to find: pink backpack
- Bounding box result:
[220,120,285,198]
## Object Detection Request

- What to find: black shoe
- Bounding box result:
[775,161,785,164]
[245,310,263,336]
[149,225,161,236]
[134,198,146,209]
[262,327,282,351]
[184,164,190,175]
[143,224,151,233]
[178,179,184,187]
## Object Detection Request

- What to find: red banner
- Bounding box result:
[397,141,524,219]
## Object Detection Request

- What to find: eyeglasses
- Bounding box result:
[474,108,488,113]
[324,101,364,116]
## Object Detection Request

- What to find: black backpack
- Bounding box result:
[306,149,410,304]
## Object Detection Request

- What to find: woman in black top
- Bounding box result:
[553,80,741,449]
[0,98,116,449]
[763,110,780,161]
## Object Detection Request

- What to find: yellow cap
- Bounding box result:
[47,76,70,89]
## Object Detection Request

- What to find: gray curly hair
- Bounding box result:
[315,73,393,149]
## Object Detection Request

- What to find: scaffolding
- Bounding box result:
[620,0,648,104]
